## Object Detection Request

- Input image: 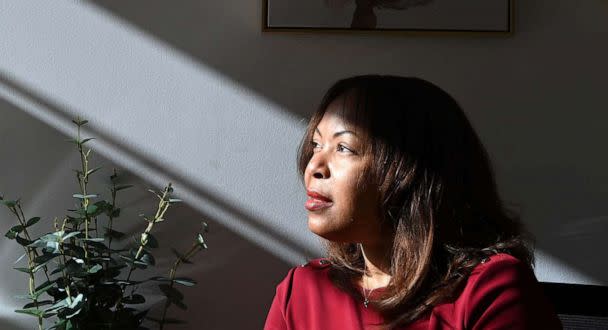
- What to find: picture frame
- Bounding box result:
[263,0,514,35]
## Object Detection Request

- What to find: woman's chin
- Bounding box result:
[308,217,334,238]
[307,217,347,242]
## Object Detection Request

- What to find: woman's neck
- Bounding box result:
[359,240,393,289]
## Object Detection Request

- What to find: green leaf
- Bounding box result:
[144,233,159,248]
[139,252,155,266]
[1,200,17,208]
[71,118,88,126]
[114,184,134,192]
[158,284,184,302]
[32,262,51,273]
[62,243,85,259]
[35,280,55,293]
[118,254,134,263]
[44,242,60,254]
[7,224,24,233]
[50,264,65,276]
[83,237,105,242]
[22,300,53,309]
[86,166,102,177]
[88,264,103,273]
[33,281,55,299]
[15,236,32,246]
[64,260,85,276]
[61,293,85,319]
[14,294,34,300]
[62,231,81,241]
[32,239,59,252]
[72,194,98,199]
[87,241,110,253]
[15,308,44,318]
[33,252,58,264]
[86,204,99,215]
[93,200,110,213]
[14,267,32,274]
[122,294,145,304]
[174,277,196,287]
[46,298,69,312]
[81,137,95,145]
[65,215,85,227]
[38,232,62,243]
[42,310,57,319]
[149,276,171,282]
[26,217,41,227]
[100,279,139,286]
[103,227,125,239]
[68,294,84,308]
[196,233,208,249]
[5,230,17,239]
[5,224,24,239]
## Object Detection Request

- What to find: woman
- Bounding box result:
[264,75,562,329]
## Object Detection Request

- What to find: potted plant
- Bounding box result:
[1,118,208,330]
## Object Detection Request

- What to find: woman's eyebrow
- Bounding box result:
[314,128,357,138]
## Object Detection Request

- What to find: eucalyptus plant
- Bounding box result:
[1,118,208,330]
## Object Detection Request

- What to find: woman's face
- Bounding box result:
[304,94,385,244]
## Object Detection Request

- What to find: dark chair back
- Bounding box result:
[541,282,608,330]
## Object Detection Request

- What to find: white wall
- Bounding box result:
[1,0,607,328]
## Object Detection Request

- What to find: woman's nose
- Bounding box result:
[308,154,330,179]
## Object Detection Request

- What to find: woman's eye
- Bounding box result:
[311,141,321,150]
[337,144,354,154]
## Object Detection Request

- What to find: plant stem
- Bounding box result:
[23,232,43,330]
[76,123,92,268]
[0,197,48,330]
[112,184,173,323]
[107,180,117,260]
[124,185,171,283]
[13,203,51,282]
[58,220,74,306]
[159,242,201,330]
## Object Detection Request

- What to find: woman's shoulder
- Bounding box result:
[465,252,535,289]
[269,258,340,315]
[469,252,529,276]
[450,253,562,329]
[274,258,333,292]
[280,258,332,287]
[297,258,333,274]
[460,252,537,302]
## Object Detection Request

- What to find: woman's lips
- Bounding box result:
[305,198,333,211]
[305,190,333,211]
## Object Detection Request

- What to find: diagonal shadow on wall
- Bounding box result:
[0,86,296,330]
[0,71,317,261]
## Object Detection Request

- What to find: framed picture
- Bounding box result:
[263,0,513,35]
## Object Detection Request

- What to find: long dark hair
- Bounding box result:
[297,75,533,328]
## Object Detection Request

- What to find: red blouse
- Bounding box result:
[264,253,562,329]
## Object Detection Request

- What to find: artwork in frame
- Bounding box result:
[263,0,513,34]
